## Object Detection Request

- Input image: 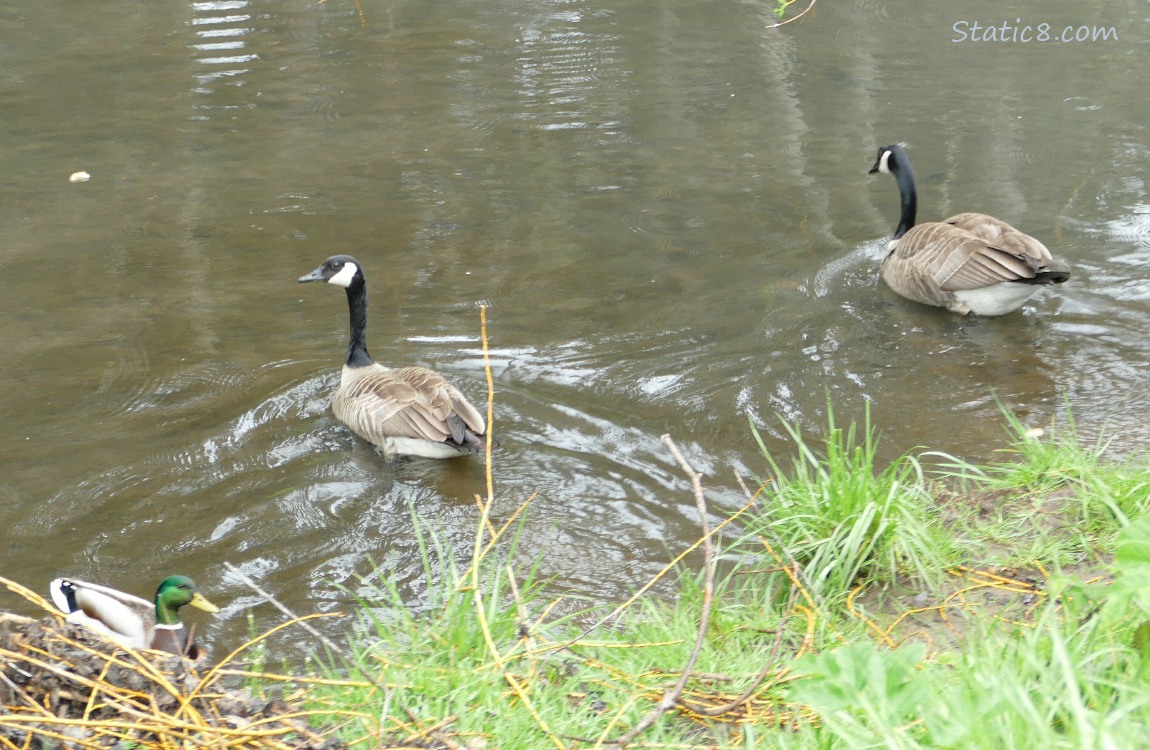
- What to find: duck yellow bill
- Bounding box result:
[190,592,220,614]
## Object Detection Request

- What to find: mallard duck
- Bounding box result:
[298,254,491,459]
[868,144,1071,315]
[49,575,219,658]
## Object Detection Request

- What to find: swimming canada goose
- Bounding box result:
[299,255,490,459]
[869,144,1071,315]
[49,575,219,658]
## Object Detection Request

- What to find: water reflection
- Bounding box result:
[190,1,256,97]
[0,0,1148,660]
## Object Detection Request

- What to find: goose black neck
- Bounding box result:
[344,279,375,368]
[892,158,917,240]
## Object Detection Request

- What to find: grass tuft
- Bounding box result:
[741,401,954,604]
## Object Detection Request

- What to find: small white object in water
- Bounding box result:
[1024,427,1045,439]
[69,171,91,183]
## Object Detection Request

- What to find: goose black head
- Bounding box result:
[869,144,908,176]
[299,255,364,289]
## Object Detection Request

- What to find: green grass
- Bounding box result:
[933,405,1150,570]
[742,401,956,606]
[787,518,1150,748]
[265,405,1150,749]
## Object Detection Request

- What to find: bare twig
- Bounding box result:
[682,591,797,717]
[465,310,564,750]
[481,304,495,504]
[0,669,53,717]
[765,0,816,29]
[561,497,755,649]
[402,708,464,750]
[221,562,386,695]
[604,435,717,749]
[222,563,346,659]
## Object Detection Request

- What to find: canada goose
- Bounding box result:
[868,144,1071,315]
[49,575,219,658]
[298,255,491,459]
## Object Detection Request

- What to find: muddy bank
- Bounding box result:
[0,613,344,750]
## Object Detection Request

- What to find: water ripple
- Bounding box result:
[514,13,623,132]
[117,360,252,418]
[1101,203,1150,251]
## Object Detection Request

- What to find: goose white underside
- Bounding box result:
[951,283,1041,316]
[380,436,471,459]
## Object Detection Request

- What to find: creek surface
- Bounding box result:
[1,0,1147,658]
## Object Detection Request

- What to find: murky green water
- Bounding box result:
[1,0,1147,657]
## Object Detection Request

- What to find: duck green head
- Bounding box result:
[154,575,220,625]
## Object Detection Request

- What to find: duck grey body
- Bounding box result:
[869,144,1070,315]
[299,255,489,459]
[49,575,218,659]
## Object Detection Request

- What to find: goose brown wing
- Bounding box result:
[393,366,487,436]
[944,212,1055,262]
[334,366,485,446]
[897,221,1045,291]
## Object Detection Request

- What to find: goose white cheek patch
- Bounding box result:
[329,262,359,288]
[877,149,892,174]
